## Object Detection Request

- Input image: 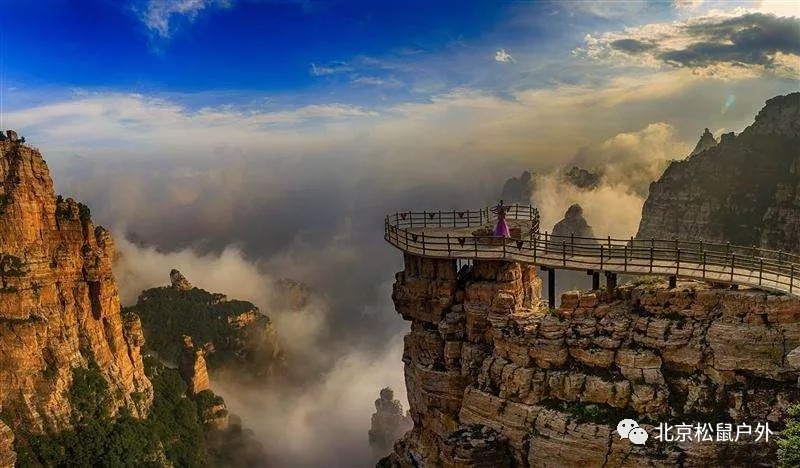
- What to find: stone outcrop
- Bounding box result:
[551,204,597,240]
[637,92,800,250]
[178,335,211,395]
[690,128,718,157]
[129,279,283,382]
[169,268,193,290]
[0,137,152,442]
[383,254,797,466]
[561,166,600,190]
[500,171,535,204]
[369,387,413,459]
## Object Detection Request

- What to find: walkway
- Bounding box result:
[384,205,800,299]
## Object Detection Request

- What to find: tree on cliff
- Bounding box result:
[779,404,800,467]
[0,253,26,290]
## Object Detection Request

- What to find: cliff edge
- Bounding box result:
[383,254,800,466]
[0,133,152,463]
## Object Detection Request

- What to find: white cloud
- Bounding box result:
[495,48,516,63]
[575,11,800,79]
[310,62,353,76]
[140,0,232,38]
[350,76,404,88]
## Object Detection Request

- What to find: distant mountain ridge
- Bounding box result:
[637,92,800,251]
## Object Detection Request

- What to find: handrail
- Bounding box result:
[383,205,800,297]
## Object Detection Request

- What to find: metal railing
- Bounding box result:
[384,205,800,296]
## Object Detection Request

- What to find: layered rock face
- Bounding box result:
[637,93,800,250]
[384,253,800,467]
[0,137,152,450]
[179,335,212,395]
[369,387,413,459]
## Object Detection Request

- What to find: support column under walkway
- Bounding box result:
[540,266,555,309]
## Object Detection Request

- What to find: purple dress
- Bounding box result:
[491,203,511,237]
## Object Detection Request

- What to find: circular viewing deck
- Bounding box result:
[384,205,800,297]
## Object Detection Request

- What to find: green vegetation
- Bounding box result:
[541,400,640,425]
[0,253,27,290]
[779,404,800,467]
[77,202,91,223]
[14,355,207,468]
[54,195,72,220]
[127,286,271,372]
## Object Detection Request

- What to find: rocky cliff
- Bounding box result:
[0,134,152,462]
[382,254,800,467]
[637,93,800,250]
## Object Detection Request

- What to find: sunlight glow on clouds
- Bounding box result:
[576,12,800,78]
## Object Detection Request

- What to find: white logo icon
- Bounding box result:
[617,419,648,445]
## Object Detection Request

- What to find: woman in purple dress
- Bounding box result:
[491,200,511,237]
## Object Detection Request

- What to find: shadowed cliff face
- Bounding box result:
[637,92,800,250]
[384,256,800,467]
[0,138,152,463]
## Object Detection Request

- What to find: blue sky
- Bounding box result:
[0,0,715,109]
[0,0,797,165]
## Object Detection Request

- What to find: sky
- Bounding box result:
[1,0,799,465]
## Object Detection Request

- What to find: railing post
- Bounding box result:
[453,210,457,228]
[702,252,706,278]
[438,210,442,228]
[731,253,735,282]
[503,237,507,259]
[533,235,537,263]
[423,210,427,227]
[422,233,426,256]
[600,245,604,270]
[562,241,566,266]
[649,246,653,273]
[608,236,611,249]
[624,245,627,271]
[467,211,471,228]
[447,233,451,256]
[676,248,681,275]
[759,259,763,286]
[410,212,413,228]
[474,235,478,257]
[571,233,574,256]
[405,229,409,249]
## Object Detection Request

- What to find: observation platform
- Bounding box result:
[384,205,800,307]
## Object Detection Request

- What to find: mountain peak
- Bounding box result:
[690,127,718,157]
[744,92,800,138]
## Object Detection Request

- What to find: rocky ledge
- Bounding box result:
[383,254,800,467]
